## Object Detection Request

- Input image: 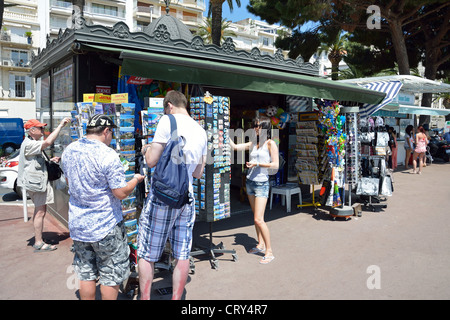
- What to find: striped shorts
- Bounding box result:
[137,194,196,262]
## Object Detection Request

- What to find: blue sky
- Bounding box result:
[203,0,260,23]
[203,0,318,31]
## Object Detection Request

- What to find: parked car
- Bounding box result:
[0,118,24,154]
[0,149,22,197]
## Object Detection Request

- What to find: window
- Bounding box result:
[262,37,269,46]
[11,50,29,67]
[92,3,121,17]
[15,76,26,98]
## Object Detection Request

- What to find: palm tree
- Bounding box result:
[319,32,348,81]
[209,0,241,46]
[196,17,237,45]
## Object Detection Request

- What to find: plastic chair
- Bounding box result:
[269,184,302,213]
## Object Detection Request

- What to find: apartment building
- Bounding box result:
[226,18,289,56]
[0,0,38,119]
[1,0,286,118]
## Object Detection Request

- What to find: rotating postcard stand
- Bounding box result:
[189,94,237,272]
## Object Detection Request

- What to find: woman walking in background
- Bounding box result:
[412,126,428,174]
[230,116,279,264]
[404,125,414,169]
[388,127,398,170]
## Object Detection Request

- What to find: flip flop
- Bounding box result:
[248,247,265,254]
[33,243,57,252]
[260,255,275,264]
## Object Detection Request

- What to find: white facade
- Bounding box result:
[0,0,38,120]
[226,18,289,56]
[3,1,286,119]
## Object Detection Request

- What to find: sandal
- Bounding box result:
[33,242,57,252]
[249,247,265,254]
[260,255,275,264]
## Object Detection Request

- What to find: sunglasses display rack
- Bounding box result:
[341,107,360,208]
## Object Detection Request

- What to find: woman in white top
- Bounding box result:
[230,116,279,264]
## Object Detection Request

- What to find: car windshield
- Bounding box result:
[6,149,20,159]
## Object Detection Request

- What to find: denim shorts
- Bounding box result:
[72,222,130,286]
[246,179,270,198]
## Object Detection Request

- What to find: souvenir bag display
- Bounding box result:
[379,175,393,196]
[356,177,379,196]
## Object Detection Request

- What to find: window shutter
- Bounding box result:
[9,74,15,98]
[25,76,31,98]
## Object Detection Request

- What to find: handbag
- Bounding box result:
[43,151,62,182]
[356,177,379,196]
[379,175,393,196]
[45,160,62,181]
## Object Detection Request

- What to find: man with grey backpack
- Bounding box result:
[138,91,207,300]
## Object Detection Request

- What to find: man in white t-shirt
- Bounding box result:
[137,91,207,300]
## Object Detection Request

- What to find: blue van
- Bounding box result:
[0,118,24,153]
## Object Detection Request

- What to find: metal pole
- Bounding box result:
[22,187,28,222]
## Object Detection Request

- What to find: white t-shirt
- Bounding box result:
[153,114,207,191]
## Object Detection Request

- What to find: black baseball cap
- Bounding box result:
[87,114,117,128]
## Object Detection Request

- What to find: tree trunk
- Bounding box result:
[389,20,410,75]
[328,54,341,81]
[0,0,4,29]
[419,46,440,126]
[210,0,224,46]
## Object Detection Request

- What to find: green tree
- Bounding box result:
[248,0,448,75]
[196,17,237,45]
[319,30,348,80]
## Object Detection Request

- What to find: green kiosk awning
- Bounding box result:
[84,44,386,105]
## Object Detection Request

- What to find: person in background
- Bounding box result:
[17,117,70,252]
[404,125,414,170]
[229,116,279,265]
[388,127,397,170]
[61,114,144,300]
[412,126,428,175]
[137,91,207,300]
[422,124,430,167]
[443,130,450,143]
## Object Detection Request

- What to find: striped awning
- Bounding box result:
[359,81,403,118]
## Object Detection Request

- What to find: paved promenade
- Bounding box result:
[1,162,449,300]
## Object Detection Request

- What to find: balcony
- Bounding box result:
[0,59,31,69]
[3,11,38,25]
[0,32,33,49]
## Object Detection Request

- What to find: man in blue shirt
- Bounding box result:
[443,130,450,143]
[61,114,144,300]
